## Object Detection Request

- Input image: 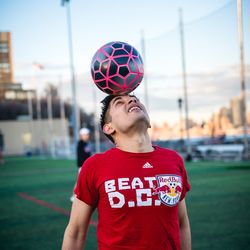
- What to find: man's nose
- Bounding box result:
[128,97,137,104]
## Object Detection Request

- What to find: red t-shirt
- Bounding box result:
[75,146,190,250]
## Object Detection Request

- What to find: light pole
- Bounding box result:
[27,91,34,153]
[32,62,44,121]
[61,0,79,152]
[141,30,149,111]
[58,75,66,134]
[178,98,184,141]
[179,8,191,159]
[93,85,101,153]
[237,0,248,159]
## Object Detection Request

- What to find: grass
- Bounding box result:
[185,161,250,249]
[0,157,250,249]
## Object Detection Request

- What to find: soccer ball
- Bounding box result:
[91,41,144,95]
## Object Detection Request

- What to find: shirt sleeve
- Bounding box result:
[74,156,98,207]
[176,153,191,201]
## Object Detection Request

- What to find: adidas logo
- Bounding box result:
[142,162,153,169]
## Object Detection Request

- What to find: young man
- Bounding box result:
[76,127,92,169]
[62,94,191,250]
[70,127,92,202]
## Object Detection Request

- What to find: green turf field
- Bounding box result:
[0,157,250,249]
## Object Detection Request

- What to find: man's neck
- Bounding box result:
[115,132,154,153]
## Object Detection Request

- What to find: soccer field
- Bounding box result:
[0,157,250,250]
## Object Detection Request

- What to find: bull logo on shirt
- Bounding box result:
[153,175,182,206]
[104,175,182,208]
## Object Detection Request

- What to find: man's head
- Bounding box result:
[100,95,116,143]
[100,94,150,143]
[79,127,90,141]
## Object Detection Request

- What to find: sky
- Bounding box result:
[1,0,249,126]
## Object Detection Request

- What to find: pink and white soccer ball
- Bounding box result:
[91,41,144,95]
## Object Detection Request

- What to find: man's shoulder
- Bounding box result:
[86,147,116,161]
[81,148,116,171]
[154,145,180,155]
[154,145,184,161]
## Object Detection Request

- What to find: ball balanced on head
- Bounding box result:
[91,41,144,95]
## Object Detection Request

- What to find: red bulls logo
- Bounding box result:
[153,175,182,206]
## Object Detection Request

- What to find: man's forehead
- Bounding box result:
[110,94,137,105]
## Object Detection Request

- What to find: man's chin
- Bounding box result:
[146,120,151,129]
[139,117,151,129]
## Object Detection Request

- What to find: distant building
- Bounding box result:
[0,32,13,84]
[230,96,244,127]
[218,107,233,131]
[0,31,35,101]
[219,107,231,121]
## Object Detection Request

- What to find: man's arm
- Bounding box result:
[178,198,191,250]
[62,198,94,250]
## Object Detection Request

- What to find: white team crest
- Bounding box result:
[153,175,182,206]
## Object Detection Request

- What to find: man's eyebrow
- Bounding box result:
[111,96,122,105]
[129,94,139,101]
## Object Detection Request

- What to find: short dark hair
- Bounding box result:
[100,95,116,143]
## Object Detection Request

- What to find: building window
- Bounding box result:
[5,91,16,99]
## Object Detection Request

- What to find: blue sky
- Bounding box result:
[1,0,249,125]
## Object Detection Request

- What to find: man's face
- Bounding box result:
[80,133,89,141]
[106,94,151,134]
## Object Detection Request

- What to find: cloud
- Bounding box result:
[142,64,250,124]
[16,63,249,126]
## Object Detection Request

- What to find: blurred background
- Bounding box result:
[0,0,249,160]
[0,1,250,249]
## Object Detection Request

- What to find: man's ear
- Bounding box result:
[103,123,115,135]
